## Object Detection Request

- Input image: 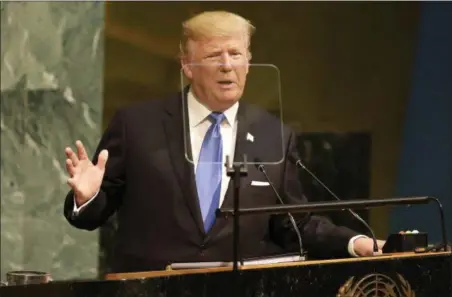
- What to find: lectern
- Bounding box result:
[1,251,450,297]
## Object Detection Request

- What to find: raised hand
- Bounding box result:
[65,140,108,206]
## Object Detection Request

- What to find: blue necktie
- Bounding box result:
[196,112,225,232]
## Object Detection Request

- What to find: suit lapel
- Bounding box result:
[163,89,205,236]
[224,102,259,207]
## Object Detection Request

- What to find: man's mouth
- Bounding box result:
[217,80,234,85]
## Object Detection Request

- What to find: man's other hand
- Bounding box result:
[353,237,386,256]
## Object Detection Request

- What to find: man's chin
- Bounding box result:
[217,90,242,102]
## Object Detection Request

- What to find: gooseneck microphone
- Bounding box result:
[288,152,379,255]
[253,158,305,258]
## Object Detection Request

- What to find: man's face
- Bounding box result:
[182,33,250,111]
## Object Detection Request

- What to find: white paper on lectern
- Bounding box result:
[169,255,305,270]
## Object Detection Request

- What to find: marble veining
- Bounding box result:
[1,2,105,280]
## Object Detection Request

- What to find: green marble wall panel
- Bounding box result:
[1,2,105,280]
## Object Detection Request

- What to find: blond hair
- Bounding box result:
[180,10,255,58]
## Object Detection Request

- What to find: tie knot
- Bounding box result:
[209,112,225,125]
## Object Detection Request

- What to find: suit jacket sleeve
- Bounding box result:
[269,130,360,258]
[63,110,127,231]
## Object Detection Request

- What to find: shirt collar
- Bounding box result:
[187,87,239,128]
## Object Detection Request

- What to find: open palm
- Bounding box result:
[65,140,108,206]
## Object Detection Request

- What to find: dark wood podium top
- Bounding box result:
[105,251,452,280]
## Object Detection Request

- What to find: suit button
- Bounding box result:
[200,244,205,256]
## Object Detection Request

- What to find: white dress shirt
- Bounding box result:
[72,88,365,256]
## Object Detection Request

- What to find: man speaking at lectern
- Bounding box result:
[63,11,383,272]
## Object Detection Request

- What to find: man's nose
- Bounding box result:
[219,53,233,72]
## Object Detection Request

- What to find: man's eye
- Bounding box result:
[205,55,220,60]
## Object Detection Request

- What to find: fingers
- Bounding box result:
[96,150,109,170]
[65,146,79,167]
[65,140,89,168]
[67,177,75,189]
[66,159,76,176]
[75,140,89,160]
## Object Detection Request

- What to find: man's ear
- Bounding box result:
[181,56,193,80]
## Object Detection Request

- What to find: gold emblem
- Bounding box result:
[337,273,415,297]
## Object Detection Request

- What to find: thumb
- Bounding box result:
[96,150,109,170]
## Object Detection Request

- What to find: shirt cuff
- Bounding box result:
[348,234,369,257]
[72,190,100,215]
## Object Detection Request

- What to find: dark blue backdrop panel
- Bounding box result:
[391,2,452,243]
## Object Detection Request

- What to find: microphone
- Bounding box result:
[253,158,306,258]
[288,152,379,255]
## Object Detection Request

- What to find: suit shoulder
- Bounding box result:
[246,103,295,137]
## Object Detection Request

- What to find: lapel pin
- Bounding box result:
[246,132,254,143]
